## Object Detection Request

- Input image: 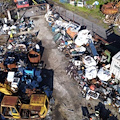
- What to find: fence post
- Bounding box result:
[58,6,60,14]
[92,23,93,36]
[65,9,66,20]
[73,13,74,22]
[82,19,83,26]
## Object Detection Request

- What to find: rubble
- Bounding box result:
[45,7,120,114]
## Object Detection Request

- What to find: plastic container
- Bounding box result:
[48,22,52,26]
[59,0,68,3]
[53,33,62,43]
[52,26,56,32]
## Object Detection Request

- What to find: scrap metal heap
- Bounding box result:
[45,8,120,114]
[0,1,120,119]
[0,33,43,94]
[0,14,53,119]
[101,1,120,25]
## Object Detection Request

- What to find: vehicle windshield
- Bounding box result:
[18,0,29,5]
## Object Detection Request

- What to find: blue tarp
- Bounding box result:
[89,39,98,57]
[24,69,34,76]
[60,0,68,3]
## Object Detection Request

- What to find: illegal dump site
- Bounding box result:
[0,1,120,120]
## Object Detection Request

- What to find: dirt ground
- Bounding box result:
[29,15,120,120]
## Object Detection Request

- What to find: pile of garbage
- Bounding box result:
[45,9,120,112]
[101,1,120,26]
[0,16,35,35]
[0,31,53,102]
[82,102,118,120]
[0,6,54,119]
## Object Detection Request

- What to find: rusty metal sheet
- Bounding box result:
[21,104,30,110]
[7,63,17,70]
[1,95,18,106]
[21,104,41,111]
[25,89,36,96]
[30,105,41,111]
[30,94,45,106]
[28,50,41,64]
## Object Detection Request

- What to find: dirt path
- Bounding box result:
[31,15,120,120]
[32,15,96,120]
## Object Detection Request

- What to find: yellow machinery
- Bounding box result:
[32,0,47,5]
[0,71,20,95]
[0,83,13,95]
[1,94,49,119]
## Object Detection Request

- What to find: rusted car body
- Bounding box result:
[1,94,49,119]
[28,50,41,64]
[101,2,118,15]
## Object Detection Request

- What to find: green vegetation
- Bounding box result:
[86,0,114,5]
[51,0,117,29]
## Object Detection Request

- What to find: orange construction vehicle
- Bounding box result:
[14,0,47,9]
[14,0,29,9]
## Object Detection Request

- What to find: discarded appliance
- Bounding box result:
[97,67,111,81]
[110,51,120,80]
[88,39,99,58]
[86,89,99,100]
[7,71,20,92]
[83,56,97,67]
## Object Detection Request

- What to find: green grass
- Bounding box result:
[51,0,113,29]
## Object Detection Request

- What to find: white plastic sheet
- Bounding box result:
[97,68,111,81]
[86,89,99,100]
[10,25,17,30]
[35,44,40,49]
[75,29,92,46]
[83,55,97,67]
[7,44,13,49]
[74,46,86,52]
[85,66,97,79]
[3,24,9,31]
[7,72,15,82]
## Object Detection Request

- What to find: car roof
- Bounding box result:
[30,94,46,106]
[1,95,18,107]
